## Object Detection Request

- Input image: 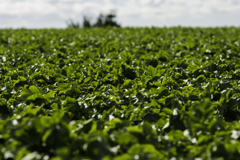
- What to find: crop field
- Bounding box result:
[1,27,240,160]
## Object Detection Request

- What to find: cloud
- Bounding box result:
[1,0,240,19]
[0,0,240,28]
[116,0,240,20]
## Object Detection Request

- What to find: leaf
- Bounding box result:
[162,108,173,115]
[42,129,53,142]
[18,76,27,81]
[115,132,138,146]
[58,83,71,94]
[20,88,34,101]
[29,86,41,94]
[84,77,91,83]
[127,144,164,159]
[146,66,157,77]
[158,87,169,97]
[43,90,55,99]
[82,119,93,133]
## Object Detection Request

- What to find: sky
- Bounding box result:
[1,0,240,28]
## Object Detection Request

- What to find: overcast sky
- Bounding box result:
[1,0,240,28]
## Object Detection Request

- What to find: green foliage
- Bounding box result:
[1,27,240,159]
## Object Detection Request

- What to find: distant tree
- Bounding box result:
[66,11,120,28]
[66,19,80,28]
[93,14,104,27]
[93,11,120,27]
[104,12,120,27]
[83,16,91,28]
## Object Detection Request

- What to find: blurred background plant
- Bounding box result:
[66,19,80,28]
[83,16,91,28]
[66,11,120,28]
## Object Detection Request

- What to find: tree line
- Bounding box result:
[66,12,120,28]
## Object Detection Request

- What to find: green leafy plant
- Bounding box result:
[1,27,240,159]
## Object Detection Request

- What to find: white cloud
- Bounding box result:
[0,0,240,28]
[0,0,57,16]
[1,0,240,19]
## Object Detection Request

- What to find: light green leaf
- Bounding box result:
[162,108,173,115]
[42,129,53,142]
[29,86,41,94]
[43,90,55,99]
